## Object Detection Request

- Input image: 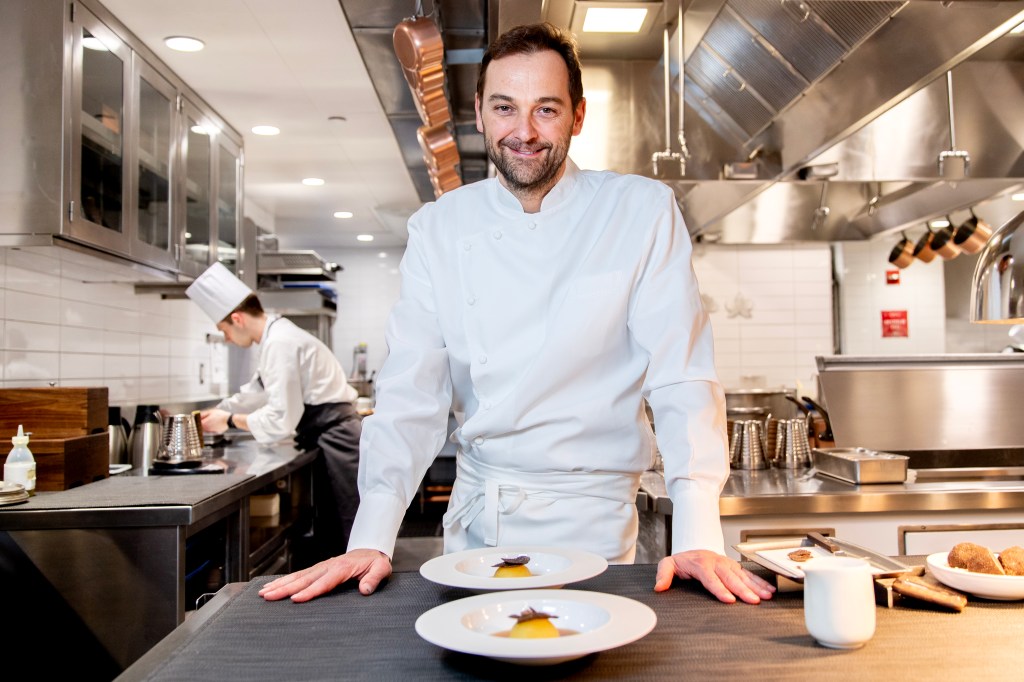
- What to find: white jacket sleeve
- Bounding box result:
[244,342,305,443]
[217,373,268,414]
[628,185,729,555]
[347,213,454,557]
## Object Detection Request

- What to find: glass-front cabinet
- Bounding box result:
[130,56,176,269]
[1,0,248,279]
[64,4,132,254]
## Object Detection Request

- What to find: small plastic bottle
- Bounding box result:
[4,425,36,495]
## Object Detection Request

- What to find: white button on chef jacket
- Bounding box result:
[349,159,728,561]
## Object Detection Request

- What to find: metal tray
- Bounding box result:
[811,447,908,484]
[734,536,914,581]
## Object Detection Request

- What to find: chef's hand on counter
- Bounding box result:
[654,550,776,604]
[258,549,392,603]
[200,408,246,433]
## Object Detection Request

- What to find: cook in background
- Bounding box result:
[260,22,774,605]
[186,263,361,563]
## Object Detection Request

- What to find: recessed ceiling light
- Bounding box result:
[82,36,109,51]
[582,7,648,33]
[1012,192,1024,201]
[930,219,950,228]
[302,178,325,186]
[251,125,280,136]
[333,211,353,219]
[356,234,374,242]
[378,252,387,258]
[164,36,205,52]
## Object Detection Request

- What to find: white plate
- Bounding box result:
[109,463,132,475]
[420,546,608,591]
[415,589,657,665]
[926,552,1024,601]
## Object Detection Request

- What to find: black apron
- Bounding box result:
[295,402,361,562]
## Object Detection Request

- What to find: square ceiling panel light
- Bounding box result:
[572,2,663,34]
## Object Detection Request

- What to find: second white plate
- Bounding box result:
[926,552,1024,601]
[419,546,608,591]
[415,589,656,665]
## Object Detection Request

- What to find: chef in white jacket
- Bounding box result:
[186,263,361,561]
[261,23,775,605]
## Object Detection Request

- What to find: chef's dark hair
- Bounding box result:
[223,294,264,323]
[476,22,583,110]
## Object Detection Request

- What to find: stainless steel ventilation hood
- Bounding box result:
[257,250,340,282]
[344,0,1024,243]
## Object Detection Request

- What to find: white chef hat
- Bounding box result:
[185,262,254,323]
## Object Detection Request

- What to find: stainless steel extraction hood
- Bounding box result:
[257,251,340,282]
[342,0,1024,244]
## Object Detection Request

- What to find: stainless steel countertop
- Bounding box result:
[0,437,314,530]
[641,467,1024,516]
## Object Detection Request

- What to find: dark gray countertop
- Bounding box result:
[642,467,1024,516]
[0,437,315,530]
[117,561,1022,681]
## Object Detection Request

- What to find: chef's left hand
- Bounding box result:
[200,408,230,433]
[654,550,776,604]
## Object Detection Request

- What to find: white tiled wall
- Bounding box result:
[0,247,227,407]
[691,243,834,395]
[834,240,946,355]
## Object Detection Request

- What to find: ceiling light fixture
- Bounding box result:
[333,211,353,219]
[251,125,280,136]
[190,125,209,135]
[929,218,950,229]
[1010,20,1024,35]
[302,178,325,186]
[378,252,388,258]
[571,2,661,35]
[1012,192,1024,201]
[164,36,205,52]
[356,234,374,242]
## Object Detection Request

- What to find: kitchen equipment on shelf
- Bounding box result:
[801,395,835,446]
[888,232,914,268]
[108,406,130,465]
[774,416,813,468]
[953,208,993,254]
[928,216,961,260]
[912,224,937,263]
[730,416,770,470]
[811,447,909,484]
[129,405,164,472]
[156,414,204,467]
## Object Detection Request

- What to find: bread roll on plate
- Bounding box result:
[947,542,1004,575]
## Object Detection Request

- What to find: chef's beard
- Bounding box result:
[484,129,571,194]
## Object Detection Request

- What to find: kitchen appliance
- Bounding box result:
[108,406,130,465]
[129,405,164,472]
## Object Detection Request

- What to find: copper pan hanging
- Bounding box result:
[393,16,444,91]
[912,224,937,263]
[888,231,914,269]
[417,123,459,169]
[928,216,961,260]
[952,208,993,254]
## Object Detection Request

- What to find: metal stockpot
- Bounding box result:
[953,208,993,254]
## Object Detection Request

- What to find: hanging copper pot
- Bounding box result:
[393,17,444,91]
[953,208,993,254]
[888,232,914,269]
[912,224,937,263]
[417,123,459,169]
[929,216,961,260]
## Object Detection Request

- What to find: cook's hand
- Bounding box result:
[200,409,230,434]
[654,550,775,604]
[258,549,393,603]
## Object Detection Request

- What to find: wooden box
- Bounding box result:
[0,387,108,439]
[32,433,110,491]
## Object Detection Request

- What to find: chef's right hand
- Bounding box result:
[258,548,392,602]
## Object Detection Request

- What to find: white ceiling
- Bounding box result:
[102,0,422,250]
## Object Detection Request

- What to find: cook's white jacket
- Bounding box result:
[217,316,357,443]
[349,160,729,559]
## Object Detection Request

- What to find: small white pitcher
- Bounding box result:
[803,556,876,649]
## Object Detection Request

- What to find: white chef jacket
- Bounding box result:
[349,159,729,560]
[217,315,358,443]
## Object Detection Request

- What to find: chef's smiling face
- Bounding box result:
[475,49,586,197]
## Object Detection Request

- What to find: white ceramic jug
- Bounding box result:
[802,556,876,649]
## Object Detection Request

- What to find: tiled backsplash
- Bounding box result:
[0,247,227,407]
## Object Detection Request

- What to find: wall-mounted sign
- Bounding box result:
[885,270,901,285]
[882,310,908,338]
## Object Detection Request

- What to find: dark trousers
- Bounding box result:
[295,402,361,564]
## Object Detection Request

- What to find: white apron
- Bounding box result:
[441,454,641,564]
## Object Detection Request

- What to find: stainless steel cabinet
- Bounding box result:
[0,0,249,280]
